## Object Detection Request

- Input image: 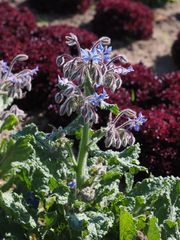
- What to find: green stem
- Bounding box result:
[76,123,89,188]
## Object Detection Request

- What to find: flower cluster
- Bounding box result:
[28,0,91,14]
[0,54,37,121]
[0,55,38,99]
[0,2,98,110]
[172,32,180,68]
[0,105,26,121]
[93,0,153,40]
[55,34,146,148]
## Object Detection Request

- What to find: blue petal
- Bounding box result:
[134,125,140,132]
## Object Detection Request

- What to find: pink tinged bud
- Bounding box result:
[10,54,29,71]
[59,101,67,116]
[63,87,74,97]
[122,135,128,147]
[12,54,28,63]
[55,92,64,104]
[128,133,135,146]
[116,137,122,149]
[56,56,65,67]
[65,33,78,46]
[10,105,26,120]
[116,77,122,89]
[99,36,111,46]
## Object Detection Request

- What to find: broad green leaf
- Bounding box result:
[101,169,123,185]
[69,211,114,239]
[147,216,161,240]
[119,207,136,240]
[0,191,36,229]
[0,136,34,177]
[0,114,18,132]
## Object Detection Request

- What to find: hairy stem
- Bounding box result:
[76,123,89,188]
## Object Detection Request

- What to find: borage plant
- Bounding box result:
[0,54,38,136]
[0,35,179,240]
[55,33,145,188]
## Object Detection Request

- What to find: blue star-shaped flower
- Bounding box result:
[129,112,147,132]
[80,48,102,64]
[97,44,112,63]
[89,89,109,106]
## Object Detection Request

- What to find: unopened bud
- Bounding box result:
[99,36,111,46]
[65,33,78,46]
[56,56,65,67]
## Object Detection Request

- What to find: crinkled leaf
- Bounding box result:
[128,176,180,239]
[0,191,36,229]
[69,211,114,240]
[0,135,34,177]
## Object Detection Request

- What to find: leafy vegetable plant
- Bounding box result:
[0,35,179,240]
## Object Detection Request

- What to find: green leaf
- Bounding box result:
[119,207,136,240]
[164,219,177,229]
[0,191,36,229]
[101,102,120,115]
[127,176,180,239]
[64,115,84,135]
[0,114,18,132]
[101,168,123,185]
[125,172,134,192]
[136,215,146,230]
[147,216,161,240]
[0,136,34,177]
[69,211,114,239]
[91,143,147,185]
[0,95,13,111]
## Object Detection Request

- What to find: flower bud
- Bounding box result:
[65,33,78,46]
[55,92,64,104]
[12,54,28,63]
[56,55,65,67]
[99,36,111,46]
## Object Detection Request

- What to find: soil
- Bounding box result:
[12,0,180,74]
